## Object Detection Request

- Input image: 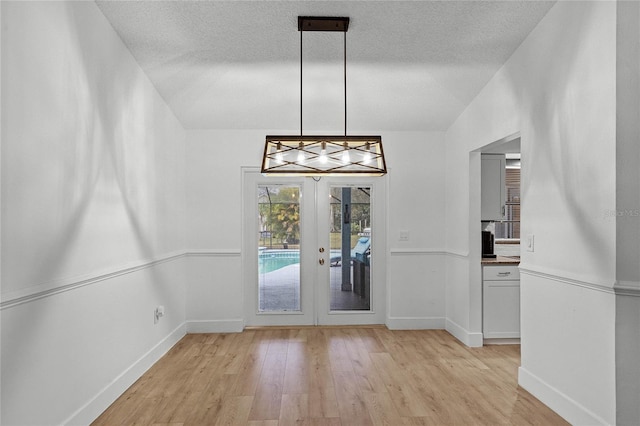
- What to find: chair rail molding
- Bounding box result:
[0,250,186,310]
[186,249,242,257]
[389,248,447,255]
[614,280,640,297]
[518,264,616,295]
[445,249,469,258]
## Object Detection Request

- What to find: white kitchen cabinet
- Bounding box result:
[481,154,506,221]
[483,265,520,339]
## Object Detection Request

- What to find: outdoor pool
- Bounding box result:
[258,249,300,274]
[258,249,342,273]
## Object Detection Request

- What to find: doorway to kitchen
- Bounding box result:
[479,134,521,256]
[472,132,522,345]
[242,169,386,327]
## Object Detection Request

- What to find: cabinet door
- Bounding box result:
[481,154,506,221]
[482,280,520,338]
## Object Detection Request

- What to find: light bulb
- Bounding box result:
[363,152,372,164]
[341,143,350,164]
[363,142,372,164]
[319,142,328,164]
[274,142,283,164]
[297,142,305,164]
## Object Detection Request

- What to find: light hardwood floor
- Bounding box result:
[92,327,568,425]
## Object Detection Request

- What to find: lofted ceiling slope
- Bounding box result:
[96,0,555,132]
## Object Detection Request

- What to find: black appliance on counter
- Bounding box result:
[482,231,496,258]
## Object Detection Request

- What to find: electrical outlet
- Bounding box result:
[154,305,165,324]
[399,230,409,241]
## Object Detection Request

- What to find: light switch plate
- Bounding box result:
[526,234,535,252]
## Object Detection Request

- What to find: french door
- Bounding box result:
[242,169,386,326]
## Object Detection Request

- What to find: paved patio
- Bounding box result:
[258,263,370,312]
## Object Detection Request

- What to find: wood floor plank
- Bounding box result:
[93,327,569,426]
[361,390,403,426]
[152,392,200,424]
[248,382,283,421]
[369,351,407,387]
[308,362,340,419]
[283,342,310,394]
[247,421,279,426]
[278,393,309,425]
[356,328,387,354]
[229,341,268,397]
[213,395,254,425]
[332,370,374,425]
[249,340,288,420]
[205,332,237,356]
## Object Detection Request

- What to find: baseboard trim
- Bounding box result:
[186,319,244,333]
[483,338,520,345]
[386,316,445,330]
[518,366,610,426]
[445,318,483,347]
[65,322,187,425]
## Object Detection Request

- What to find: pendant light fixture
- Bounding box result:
[261,16,387,176]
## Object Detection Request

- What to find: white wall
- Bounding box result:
[1,2,186,424]
[445,1,617,424]
[185,130,261,332]
[185,129,446,331]
[385,132,447,329]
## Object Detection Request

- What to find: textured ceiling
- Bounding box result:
[96,0,555,131]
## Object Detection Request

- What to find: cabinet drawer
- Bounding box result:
[483,265,519,280]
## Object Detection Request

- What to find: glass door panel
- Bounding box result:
[257,185,301,312]
[329,186,371,311]
[243,171,315,327]
[316,177,385,326]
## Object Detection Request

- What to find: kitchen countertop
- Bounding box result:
[481,256,520,265]
[495,239,520,244]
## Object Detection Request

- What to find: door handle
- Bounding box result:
[319,258,325,265]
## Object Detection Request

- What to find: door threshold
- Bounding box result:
[244,324,387,331]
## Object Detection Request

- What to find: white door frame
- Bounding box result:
[242,168,387,327]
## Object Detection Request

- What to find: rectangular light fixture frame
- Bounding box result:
[262,135,387,176]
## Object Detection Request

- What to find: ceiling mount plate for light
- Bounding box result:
[298,16,349,32]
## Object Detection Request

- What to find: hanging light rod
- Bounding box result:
[261,16,387,177]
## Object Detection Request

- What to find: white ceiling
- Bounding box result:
[96,0,555,132]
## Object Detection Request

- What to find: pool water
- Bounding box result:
[257,249,342,273]
[258,250,300,274]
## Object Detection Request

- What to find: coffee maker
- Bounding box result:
[482,230,496,258]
